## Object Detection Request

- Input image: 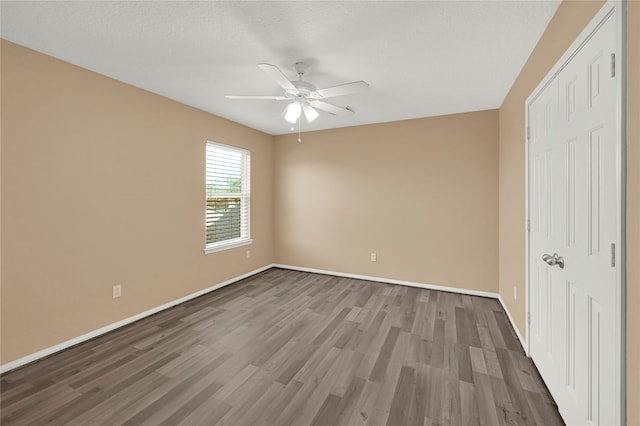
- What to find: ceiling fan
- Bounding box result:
[226,62,369,124]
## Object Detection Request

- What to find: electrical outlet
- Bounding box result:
[113,285,122,299]
[370,253,377,262]
[514,286,517,300]
[246,250,251,259]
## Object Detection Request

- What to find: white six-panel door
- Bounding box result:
[527,6,621,426]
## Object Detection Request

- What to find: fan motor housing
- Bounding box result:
[288,80,320,99]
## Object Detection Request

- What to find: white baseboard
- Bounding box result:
[0,264,275,374]
[273,263,500,299]
[498,295,528,355]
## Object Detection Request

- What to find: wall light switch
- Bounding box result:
[370,253,377,262]
[246,250,251,259]
[113,285,122,299]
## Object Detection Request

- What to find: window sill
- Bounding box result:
[204,238,253,255]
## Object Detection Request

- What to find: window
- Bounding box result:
[205,141,251,254]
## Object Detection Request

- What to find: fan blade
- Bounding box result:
[309,101,354,116]
[225,95,288,100]
[315,81,369,98]
[258,63,296,91]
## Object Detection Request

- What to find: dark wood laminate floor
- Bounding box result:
[0,268,564,426]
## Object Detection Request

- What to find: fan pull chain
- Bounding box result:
[298,117,302,143]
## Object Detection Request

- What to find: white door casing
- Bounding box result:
[526,3,624,425]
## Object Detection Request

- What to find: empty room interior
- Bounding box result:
[1,1,638,425]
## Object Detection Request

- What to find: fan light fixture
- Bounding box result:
[284,101,319,124]
[303,104,319,122]
[284,101,302,124]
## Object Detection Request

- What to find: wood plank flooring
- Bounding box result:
[0,268,564,425]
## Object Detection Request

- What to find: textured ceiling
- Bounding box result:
[1,1,560,135]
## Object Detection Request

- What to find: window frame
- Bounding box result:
[204,141,252,254]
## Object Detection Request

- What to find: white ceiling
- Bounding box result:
[1,1,560,136]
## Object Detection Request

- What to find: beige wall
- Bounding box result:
[498,1,639,423]
[274,110,499,294]
[0,40,275,364]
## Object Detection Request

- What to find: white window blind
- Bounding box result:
[205,141,251,253]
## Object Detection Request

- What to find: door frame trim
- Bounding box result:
[524,1,627,424]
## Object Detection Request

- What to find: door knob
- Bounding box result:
[542,253,565,269]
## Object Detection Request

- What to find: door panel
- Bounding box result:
[529,76,563,394]
[528,10,619,426]
[565,280,577,393]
